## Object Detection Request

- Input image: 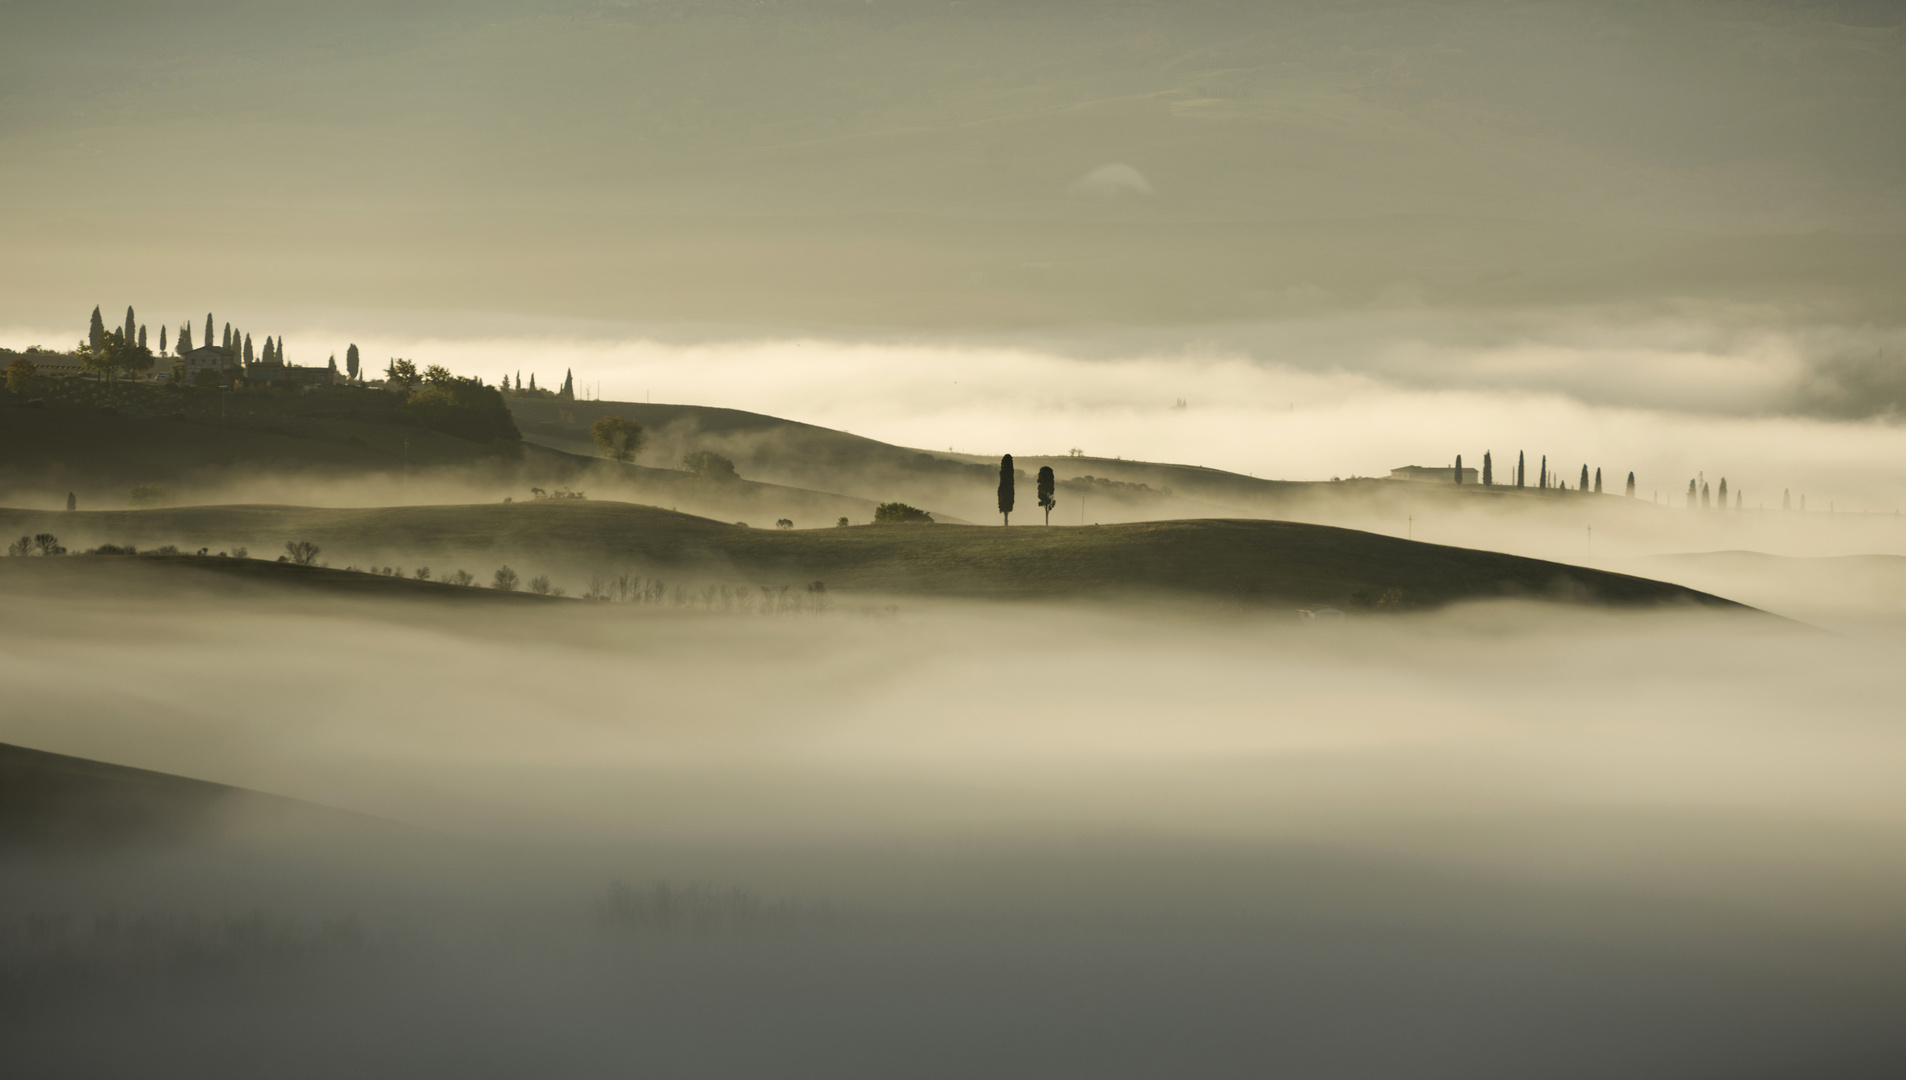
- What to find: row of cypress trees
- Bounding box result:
[1458,449,1637,497]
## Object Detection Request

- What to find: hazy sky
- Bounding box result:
[3,0,1903,510]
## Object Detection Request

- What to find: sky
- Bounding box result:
[4,0,1903,514]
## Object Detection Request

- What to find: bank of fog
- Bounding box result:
[0,596,1900,897]
[6,595,1906,1075]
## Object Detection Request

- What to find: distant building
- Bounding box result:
[3,350,88,379]
[1390,465,1479,484]
[180,345,239,381]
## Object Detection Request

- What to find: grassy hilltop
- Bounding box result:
[0,500,1743,610]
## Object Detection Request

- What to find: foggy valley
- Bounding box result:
[5,1,1906,1077]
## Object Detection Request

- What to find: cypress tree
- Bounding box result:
[243,333,253,365]
[1783,489,1791,511]
[560,369,575,400]
[1687,479,1696,507]
[1626,471,1635,497]
[529,373,537,392]
[160,325,167,354]
[178,322,194,353]
[1482,451,1493,486]
[137,325,147,352]
[277,338,286,366]
[1516,450,1525,488]
[1594,467,1602,493]
[1718,478,1727,510]
[89,306,106,351]
[515,371,521,390]
[124,306,136,345]
[998,454,1015,525]
[1540,455,1548,489]
[263,337,275,366]
[204,314,214,350]
[1455,454,1463,485]
[1579,464,1589,490]
[1037,465,1057,524]
[1701,481,1710,508]
[347,344,360,381]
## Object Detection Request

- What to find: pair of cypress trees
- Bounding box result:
[997,455,1059,524]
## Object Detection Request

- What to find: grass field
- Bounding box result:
[0,501,1746,609]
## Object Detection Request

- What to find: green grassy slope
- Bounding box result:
[0,501,1746,609]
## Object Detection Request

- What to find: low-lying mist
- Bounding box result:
[5,588,1906,1076]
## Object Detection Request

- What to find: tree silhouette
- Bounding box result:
[1516,450,1525,488]
[1718,478,1728,510]
[493,565,520,591]
[560,369,575,400]
[1579,464,1589,490]
[284,540,321,566]
[1482,451,1493,486]
[243,333,253,365]
[88,306,106,352]
[1594,467,1602,493]
[1626,471,1636,497]
[1540,455,1548,489]
[204,314,214,351]
[7,356,36,396]
[346,344,360,381]
[123,307,136,345]
[1455,454,1463,485]
[589,415,647,462]
[160,325,167,354]
[1037,465,1057,523]
[998,454,1015,525]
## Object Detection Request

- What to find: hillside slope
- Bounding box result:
[0,501,1747,610]
[0,742,397,849]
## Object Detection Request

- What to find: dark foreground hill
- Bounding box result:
[0,501,1747,610]
[0,742,395,849]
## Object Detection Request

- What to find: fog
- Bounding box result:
[6,588,1906,1076]
[7,0,1906,1073]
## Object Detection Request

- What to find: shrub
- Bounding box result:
[450,569,475,587]
[528,574,551,595]
[590,415,647,463]
[681,450,738,481]
[404,377,520,443]
[873,502,933,524]
[837,517,849,528]
[7,536,29,556]
[493,565,519,591]
[775,518,793,530]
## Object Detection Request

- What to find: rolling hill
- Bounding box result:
[0,741,397,849]
[0,501,1748,611]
